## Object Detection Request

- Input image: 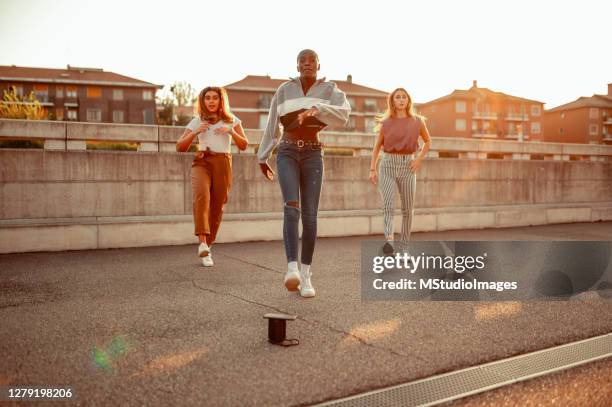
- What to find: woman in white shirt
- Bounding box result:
[176,86,248,267]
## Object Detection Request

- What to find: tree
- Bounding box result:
[170,81,196,109]
[156,93,174,126]
[156,82,196,126]
[0,87,47,120]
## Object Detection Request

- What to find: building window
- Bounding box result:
[33,84,49,102]
[365,117,376,132]
[559,128,564,135]
[348,116,356,130]
[257,94,271,109]
[67,110,77,120]
[531,122,541,134]
[259,114,269,129]
[113,89,124,101]
[455,101,466,113]
[560,112,565,119]
[589,124,598,135]
[455,119,466,131]
[347,98,356,110]
[87,109,102,122]
[142,90,153,100]
[9,84,24,97]
[143,109,154,124]
[56,86,64,98]
[364,99,377,113]
[589,108,599,119]
[87,87,101,98]
[471,121,478,131]
[66,86,77,98]
[508,122,516,134]
[531,105,541,116]
[56,109,64,120]
[112,110,124,123]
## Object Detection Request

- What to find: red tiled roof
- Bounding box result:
[421,85,543,105]
[545,95,612,113]
[0,65,162,88]
[225,75,388,97]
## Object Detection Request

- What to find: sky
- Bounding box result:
[0,0,610,108]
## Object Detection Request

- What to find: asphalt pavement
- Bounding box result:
[1,222,611,406]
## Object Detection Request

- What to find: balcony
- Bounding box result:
[33,95,54,107]
[472,112,498,120]
[505,133,530,140]
[505,114,529,121]
[603,117,612,125]
[472,132,498,138]
[64,97,79,107]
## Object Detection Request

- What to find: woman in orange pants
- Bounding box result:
[176,86,248,267]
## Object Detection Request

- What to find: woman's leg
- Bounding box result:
[378,157,396,241]
[191,162,212,244]
[207,155,232,246]
[276,148,301,264]
[398,163,417,245]
[299,150,323,265]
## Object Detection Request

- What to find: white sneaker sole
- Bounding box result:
[201,258,214,267]
[299,288,316,298]
[284,275,300,292]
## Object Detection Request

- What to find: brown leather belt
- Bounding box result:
[195,149,230,159]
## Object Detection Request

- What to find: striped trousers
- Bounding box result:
[378,152,416,244]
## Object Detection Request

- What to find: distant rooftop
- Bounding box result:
[546,94,612,113]
[0,65,162,88]
[225,75,388,97]
[421,80,544,105]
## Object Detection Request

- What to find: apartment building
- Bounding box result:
[0,65,162,124]
[224,75,388,132]
[417,81,544,141]
[542,84,612,144]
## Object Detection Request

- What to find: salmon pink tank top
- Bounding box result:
[382,116,421,154]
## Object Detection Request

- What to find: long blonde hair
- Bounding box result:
[375,88,423,131]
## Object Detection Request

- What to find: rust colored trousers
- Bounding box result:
[191,151,232,244]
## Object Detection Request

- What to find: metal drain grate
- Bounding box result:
[315,333,611,407]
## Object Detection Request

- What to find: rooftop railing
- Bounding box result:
[1,118,611,161]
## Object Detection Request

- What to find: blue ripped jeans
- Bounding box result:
[276,143,323,265]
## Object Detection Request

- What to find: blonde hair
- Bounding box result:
[195,86,234,123]
[375,88,424,132]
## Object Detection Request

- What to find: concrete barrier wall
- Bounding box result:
[1,149,612,221]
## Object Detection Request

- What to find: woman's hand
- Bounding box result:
[195,122,211,134]
[297,107,318,125]
[410,158,422,173]
[259,162,274,181]
[369,169,378,185]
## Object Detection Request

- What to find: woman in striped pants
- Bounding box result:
[369,88,431,254]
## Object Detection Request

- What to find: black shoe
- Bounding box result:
[382,241,394,255]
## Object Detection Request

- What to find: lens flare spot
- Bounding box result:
[91,335,131,372]
[342,319,401,345]
[131,348,208,378]
[474,302,522,321]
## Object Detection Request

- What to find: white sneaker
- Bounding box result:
[201,252,214,267]
[198,242,210,257]
[284,268,301,292]
[299,269,316,298]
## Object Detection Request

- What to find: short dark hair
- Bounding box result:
[297,49,319,62]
